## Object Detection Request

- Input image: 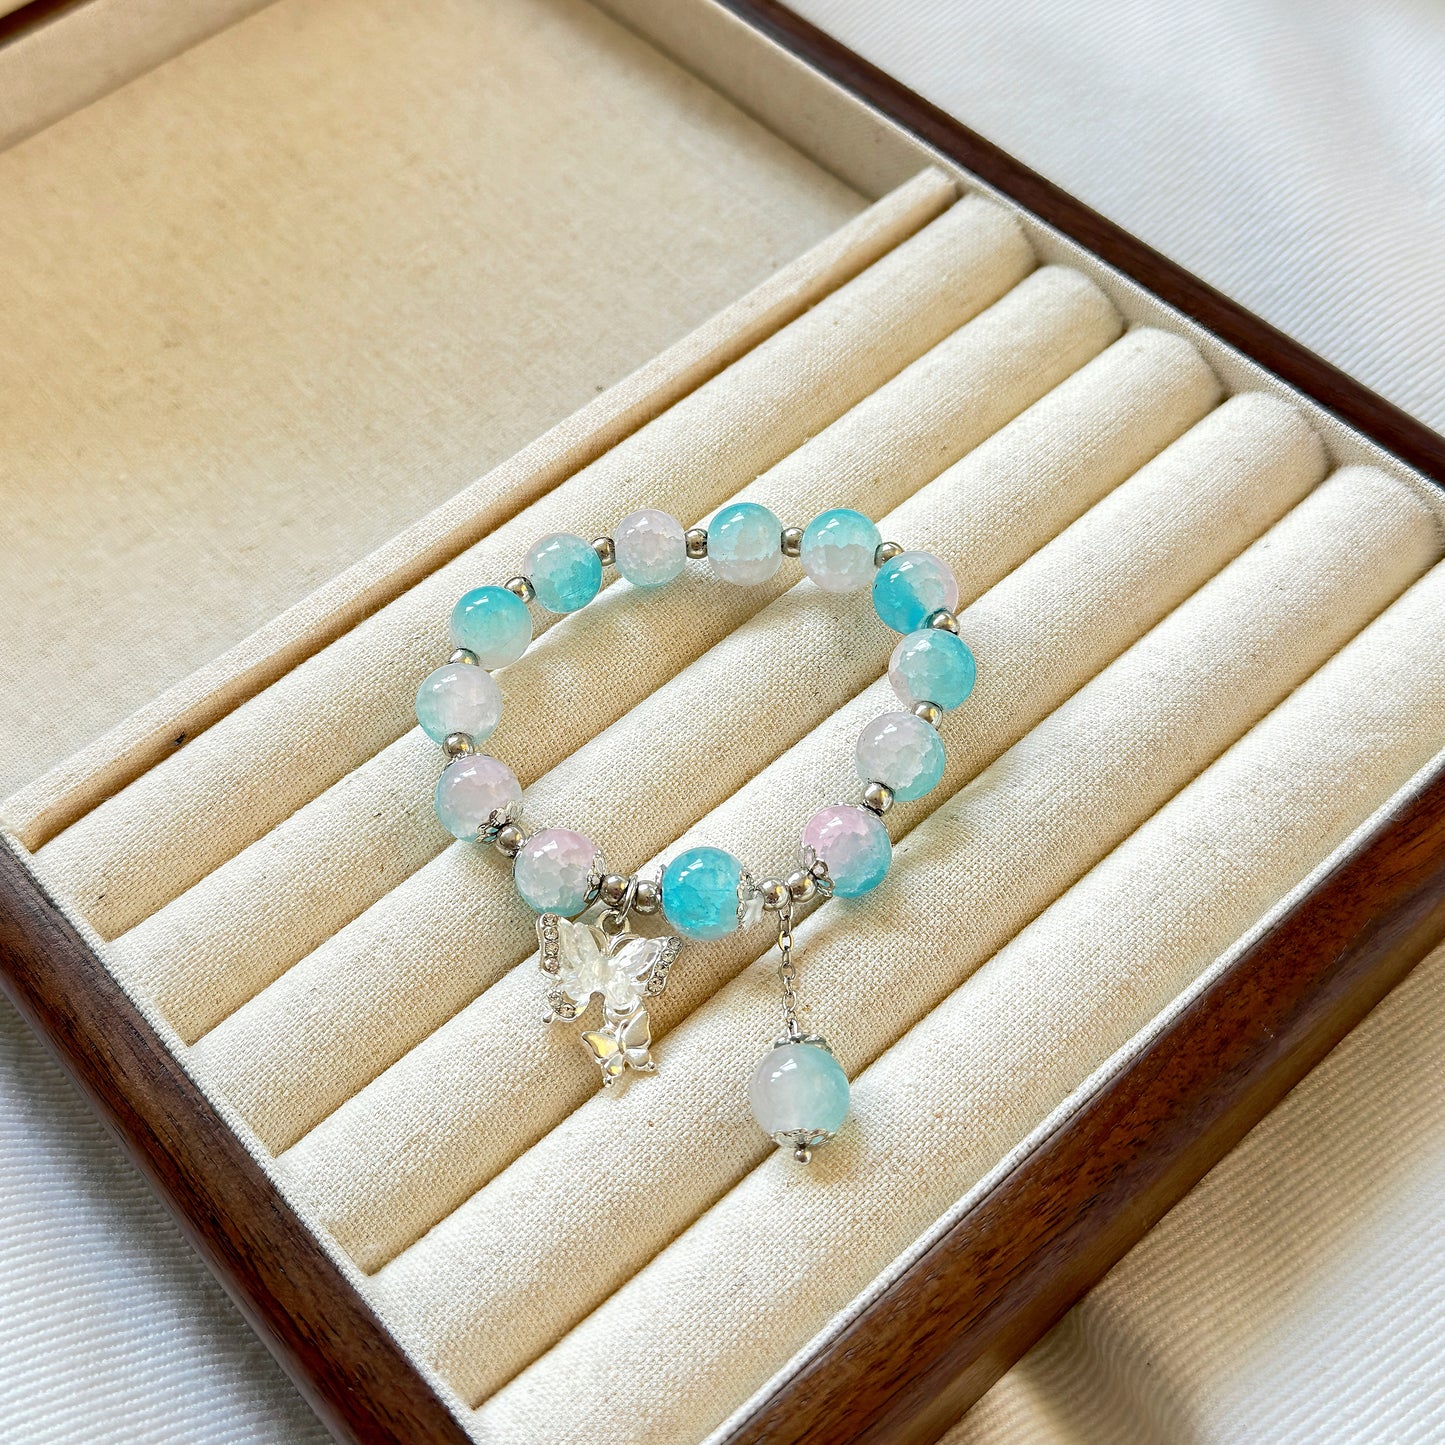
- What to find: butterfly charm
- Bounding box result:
[580,1008,655,1086]
[536,913,682,1087]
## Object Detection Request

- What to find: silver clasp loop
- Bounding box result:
[599,873,640,935]
[478,800,520,847]
[777,896,794,956]
[776,899,804,1042]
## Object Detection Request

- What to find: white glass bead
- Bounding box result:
[889,629,976,710]
[414,663,503,745]
[800,508,881,593]
[614,509,686,588]
[514,827,596,916]
[873,550,960,633]
[708,502,783,586]
[854,710,945,801]
[433,754,521,840]
[749,1041,850,1141]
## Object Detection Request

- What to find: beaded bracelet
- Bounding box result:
[415,503,975,1163]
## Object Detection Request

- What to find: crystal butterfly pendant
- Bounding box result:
[536,913,682,1088]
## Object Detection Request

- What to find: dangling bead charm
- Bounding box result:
[750,1038,850,1163]
[748,900,850,1162]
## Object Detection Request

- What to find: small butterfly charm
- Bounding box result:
[536,913,682,1087]
[581,1008,655,1085]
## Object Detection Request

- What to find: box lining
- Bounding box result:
[0,0,870,806]
[14,189,1445,1433]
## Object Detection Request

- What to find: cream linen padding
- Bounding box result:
[366,449,1434,1410]
[5,167,955,849]
[115,262,1112,1044]
[478,550,1445,1445]
[0,0,272,152]
[280,330,1228,1269]
[32,193,1031,940]
[0,0,878,808]
[182,266,1121,1149]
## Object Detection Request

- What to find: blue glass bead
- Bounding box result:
[855,710,945,801]
[414,662,503,745]
[749,1041,850,1141]
[708,502,783,586]
[802,804,891,898]
[872,550,960,633]
[661,845,742,940]
[890,629,976,710]
[800,507,881,593]
[526,533,603,613]
[449,585,532,669]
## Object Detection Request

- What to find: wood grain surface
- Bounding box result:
[0,842,470,1445]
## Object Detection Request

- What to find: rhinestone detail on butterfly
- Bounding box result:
[537,913,682,1087]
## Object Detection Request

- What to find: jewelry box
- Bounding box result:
[2,1,1443,1441]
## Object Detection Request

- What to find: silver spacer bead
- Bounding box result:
[448,647,479,666]
[793,1145,813,1164]
[632,877,661,915]
[592,536,616,567]
[685,527,708,559]
[443,731,475,758]
[504,575,536,603]
[911,700,943,727]
[786,869,817,903]
[875,540,904,567]
[493,822,526,857]
[780,526,804,558]
[863,781,894,815]
[759,877,790,911]
[599,873,630,909]
[926,608,960,634]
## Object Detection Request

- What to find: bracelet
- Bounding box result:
[416,504,976,1163]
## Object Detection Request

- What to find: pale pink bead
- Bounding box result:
[514,827,597,916]
[802,804,891,899]
[433,754,521,840]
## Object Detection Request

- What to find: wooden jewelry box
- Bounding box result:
[2,1,1444,1441]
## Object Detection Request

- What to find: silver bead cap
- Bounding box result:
[478,800,522,847]
[770,1126,839,1165]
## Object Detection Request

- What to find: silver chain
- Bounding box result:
[776,899,804,1042]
